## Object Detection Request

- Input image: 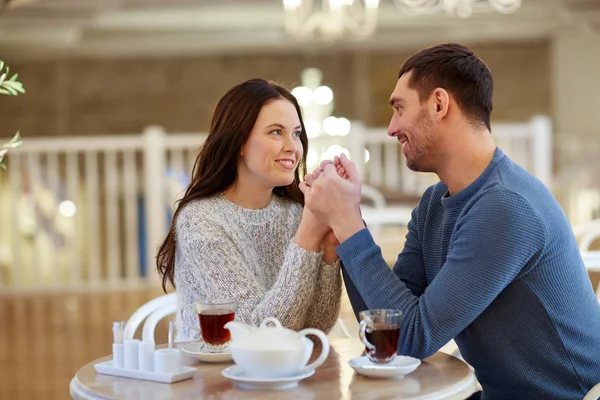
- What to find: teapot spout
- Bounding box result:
[224,321,252,342]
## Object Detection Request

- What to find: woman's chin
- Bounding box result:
[271,177,295,188]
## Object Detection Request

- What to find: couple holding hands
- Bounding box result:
[157,43,600,400]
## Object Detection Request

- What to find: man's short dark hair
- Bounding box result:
[399,43,493,131]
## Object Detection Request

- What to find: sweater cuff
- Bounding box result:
[321,258,341,269]
[289,240,323,269]
[336,228,376,264]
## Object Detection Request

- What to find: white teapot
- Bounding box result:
[224,317,330,379]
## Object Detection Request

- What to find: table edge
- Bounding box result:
[70,376,116,400]
[70,339,478,400]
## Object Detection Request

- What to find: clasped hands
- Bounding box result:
[299,153,366,248]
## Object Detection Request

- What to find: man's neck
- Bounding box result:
[436,129,497,196]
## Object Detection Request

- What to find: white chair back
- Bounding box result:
[328,318,353,339]
[584,383,600,400]
[573,218,600,252]
[142,302,178,342]
[581,251,600,302]
[124,293,178,340]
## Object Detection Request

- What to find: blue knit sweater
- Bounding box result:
[339,148,600,399]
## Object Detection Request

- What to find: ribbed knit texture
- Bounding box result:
[339,148,600,399]
[174,194,341,341]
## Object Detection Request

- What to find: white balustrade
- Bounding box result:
[0,116,553,291]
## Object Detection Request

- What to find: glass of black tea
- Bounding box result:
[183,298,236,353]
[359,309,403,364]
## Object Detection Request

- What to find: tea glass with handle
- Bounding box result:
[181,298,237,353]
[359,309,403,364]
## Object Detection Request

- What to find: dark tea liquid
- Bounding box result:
[198,309,235,345]
[365,323,400,362]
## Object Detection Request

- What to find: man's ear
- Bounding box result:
[432,88,450,121]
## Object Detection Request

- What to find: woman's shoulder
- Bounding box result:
[176,195,224,231]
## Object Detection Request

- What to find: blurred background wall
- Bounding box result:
[0,42,550,136]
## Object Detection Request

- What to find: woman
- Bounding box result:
[157,78,342,341]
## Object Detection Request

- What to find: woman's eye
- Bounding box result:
[271,129,282,135]
[294,130,302,137]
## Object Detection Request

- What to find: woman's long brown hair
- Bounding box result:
[157,79,309,292]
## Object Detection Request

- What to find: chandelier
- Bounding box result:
[282,0,522,40]
[283,0,380,41]
[394,0,522,19]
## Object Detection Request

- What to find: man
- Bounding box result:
[300,43,600,399]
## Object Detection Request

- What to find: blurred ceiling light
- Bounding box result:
[322,116,352,136]
[283,0,521,40]
[58,200,77,218]
[306,148,320,168]
[304,119,321,138]
[292,68,352,139]
[321,144,351,162]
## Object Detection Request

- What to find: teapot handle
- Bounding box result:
[297,328,330,371]
[260,317,283,328]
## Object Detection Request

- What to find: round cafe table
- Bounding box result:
[70,338,477,400]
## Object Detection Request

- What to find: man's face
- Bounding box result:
[387,72,441,173]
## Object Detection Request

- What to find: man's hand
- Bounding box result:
[300,154,365,243]
[304,159,345,261]
[305,156,347,187]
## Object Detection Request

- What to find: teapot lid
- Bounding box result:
[229,317,303,350]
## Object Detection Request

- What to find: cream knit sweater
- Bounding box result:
[174,193,342,341]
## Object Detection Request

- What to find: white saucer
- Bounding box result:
[221,365,315,390]
[349,355,421,379]
[181,342,232,363]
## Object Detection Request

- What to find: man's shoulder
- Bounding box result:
[464,186,543,227]
[419,181,448,206]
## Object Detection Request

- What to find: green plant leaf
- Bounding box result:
[0,63,25,173]
[3,80,24,93]
[3,132,22,149]
[11,131,21,143]
[2,85,17,95]
[2,141,21,149]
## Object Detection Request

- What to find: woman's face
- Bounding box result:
[238,99,304,190]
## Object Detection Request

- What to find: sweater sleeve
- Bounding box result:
[337,189,546,359]
[176,215,323,333]
[304,259,342,333]
[391,206,427,296]
[341,263,368,321]
[342,204,427,320]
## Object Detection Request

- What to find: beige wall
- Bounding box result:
[369,40,551,126]
[551,32,600,223]
[552,33,600,164]
[0,40,551,139]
